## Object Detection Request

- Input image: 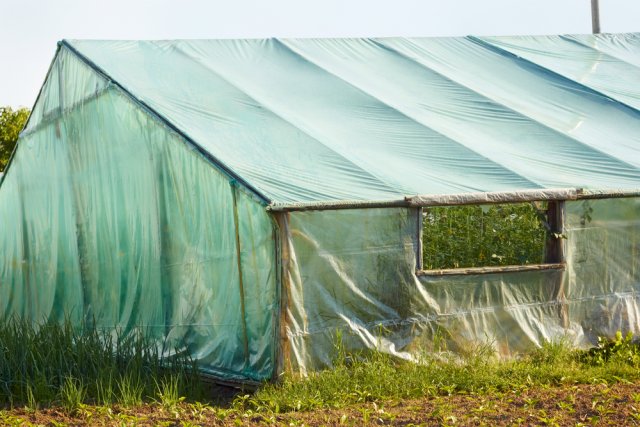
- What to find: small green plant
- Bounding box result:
[117,374,144,406]
[530,337,573,366]
[96,376,114,406]
[578,331,640,366]
[155,374,185,409]
[59,376,86,415]
[556,400,575,413]
[24,385,37,413]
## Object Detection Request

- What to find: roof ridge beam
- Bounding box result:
[268,187,640,212]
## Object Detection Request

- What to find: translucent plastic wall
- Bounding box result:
[0,47,278,382]
[564,198,640,341]
[279,208,423,373]
[280,198,640,373]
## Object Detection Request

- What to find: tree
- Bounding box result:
[0,106,30,172]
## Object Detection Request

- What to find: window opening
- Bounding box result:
[420,201,563,272]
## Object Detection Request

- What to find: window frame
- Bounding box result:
[415,200,566,276]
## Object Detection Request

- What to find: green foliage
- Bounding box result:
[577,331,640,366]
[0,106,30,172]
[246,332,640,413]
[116,374,144,406]
[0,317,203,407]
[422,202,548,270]
[155,374,185,410]
[529,337,574,366]
[59,376,86,415]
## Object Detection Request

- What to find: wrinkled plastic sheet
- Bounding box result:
[280,199,640,373]
[0,47,278,382]
[65,36,640,204]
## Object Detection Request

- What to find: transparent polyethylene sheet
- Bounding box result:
[280,199,640,374]
[0,49,277,381]
[66,36,640,204]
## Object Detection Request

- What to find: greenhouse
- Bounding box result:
[0,34,639,383]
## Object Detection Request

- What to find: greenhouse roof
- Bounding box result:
[62,35,640,205]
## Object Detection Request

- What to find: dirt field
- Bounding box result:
[3,381,640,426]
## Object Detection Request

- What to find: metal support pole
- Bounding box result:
[591,0,601,34]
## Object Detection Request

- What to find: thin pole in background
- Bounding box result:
[591,0,601,34]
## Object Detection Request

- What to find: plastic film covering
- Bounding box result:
[278,208,424,374]
[0,47,277,382]
[564,198,640,341]
[65,36,640,204]
[480,34,640,111]
[24,47,109,134]
[281,199,640,373]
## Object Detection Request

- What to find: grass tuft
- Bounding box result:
[117,373,144,407]
[59,376,86,415]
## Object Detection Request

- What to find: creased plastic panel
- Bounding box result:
[282,201,640,373]
[174,39,534,196]
[283,38,640,189]
[66,40,404,203]
[379,37,640,170]
[481,35,640,111]
[281,208,574,373]
[0,121,83,323]
[279,208,425,373]
[568,33,640,68]
[564,198,640,342]
[67,37,640,204]
[24,47,109,134]
[0,49,277,381]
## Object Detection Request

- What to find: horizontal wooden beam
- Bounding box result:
[417,263,565,277]
[268,187,640,212]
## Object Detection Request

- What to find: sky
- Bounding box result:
[1,0,639,108]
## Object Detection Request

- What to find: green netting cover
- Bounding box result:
[0,47,277,381]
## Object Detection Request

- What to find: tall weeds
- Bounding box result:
[0,317,203,408]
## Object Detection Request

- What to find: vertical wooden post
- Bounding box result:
[416,208,424,271]
[546,200,569,328]
[273,212,292,379]
[545,201,565,264]
[231,182,250,368]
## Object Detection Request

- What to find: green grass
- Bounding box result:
[2,317,640,423]
[0,317,203,409]
[240,331,640,413]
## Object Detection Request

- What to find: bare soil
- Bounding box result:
[3,381,640,426]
